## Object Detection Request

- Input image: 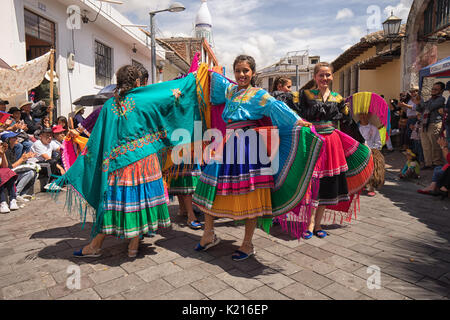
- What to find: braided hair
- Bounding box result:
[114,65,141,108]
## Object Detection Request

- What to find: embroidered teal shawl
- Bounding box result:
[54,74,201,235]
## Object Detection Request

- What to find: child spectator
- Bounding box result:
[56,116,68,132]
[358,113,383,196]
[399,149,420,179]
[51,125,66,175]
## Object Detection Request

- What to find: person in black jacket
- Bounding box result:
[286,62,370,240]
[20,101,40,135]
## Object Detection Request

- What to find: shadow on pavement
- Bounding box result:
[375,153,450,298]
[30,211,276,279]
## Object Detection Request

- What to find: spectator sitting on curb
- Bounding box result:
[28,128,62,189]
[0,140,19,213]
[6,106,33,158]
[418,137,449,197]
[20,101,40,137]
[2,132,37,202]
[51,125,66,175]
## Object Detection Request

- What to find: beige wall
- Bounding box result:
[333,45,404,105]
[359,58,402,106]
[162,63,183,82]
[437,42,450,60]
[333,47,377,94]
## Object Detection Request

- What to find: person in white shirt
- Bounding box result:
[29,128,61,188]
[358,113,385,196]
[358,113,382,150]
[29,128,60,162]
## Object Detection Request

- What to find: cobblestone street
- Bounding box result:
[0,152,449,300]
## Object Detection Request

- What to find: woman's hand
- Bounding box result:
[69,129,80,138]
[296,119,312,128]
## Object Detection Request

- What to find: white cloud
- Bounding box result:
[117,0,173,20]
[384,0,413,22]
[336,8,354,20]
[349,26,365,39]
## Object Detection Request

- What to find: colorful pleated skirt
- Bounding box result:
[101,153,171,238]
[168,163,201,195]
[193,121,274,221]
[313,121,374,221]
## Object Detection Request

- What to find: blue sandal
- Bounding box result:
[194,235,221,252]
[73,247,101,258]
[231,249,255,261]
[314,230,328,238]
[303,231,313,240]
[188,220,203,230]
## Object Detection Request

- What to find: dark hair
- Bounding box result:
[41,115,50,128]
[114,65,140,108]
[434,82,445,91]
[272,76,291,92]
[137,65,149,86]
[233,55,257,86]
[57,116,68,129]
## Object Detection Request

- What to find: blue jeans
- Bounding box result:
[432,166,445,187]
[13,141,33,159]
[16,170,37,196]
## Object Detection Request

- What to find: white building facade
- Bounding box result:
[257,51,320,92]
[1,0,167,118]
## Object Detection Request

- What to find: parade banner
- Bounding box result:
[0,51,51,99]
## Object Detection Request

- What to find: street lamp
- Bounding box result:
[382,11,402,51]
[149,2,185,84]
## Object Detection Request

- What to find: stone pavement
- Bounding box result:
[0,151,449,300]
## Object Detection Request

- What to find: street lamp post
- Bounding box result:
[382,11,402,51]
[149,2,185,84]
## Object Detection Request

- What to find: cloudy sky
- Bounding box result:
[116,0,413,74]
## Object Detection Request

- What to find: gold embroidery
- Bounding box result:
[259,93,272,107]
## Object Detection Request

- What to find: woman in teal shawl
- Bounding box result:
[65,65,202,258]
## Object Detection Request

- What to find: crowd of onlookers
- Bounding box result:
[386,81,450,199]
[0,98,81,213]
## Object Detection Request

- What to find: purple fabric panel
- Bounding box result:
[81,106,102,133]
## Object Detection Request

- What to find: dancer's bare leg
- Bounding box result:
[82,233,106,254]
[177,195,187,216]
[128,236,140,252]
[182,194,197,224]
[308,205,326,232]
[199,213,215,246]
[239,218,257,254]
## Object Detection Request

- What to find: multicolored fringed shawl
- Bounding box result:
[51,73,202,236]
